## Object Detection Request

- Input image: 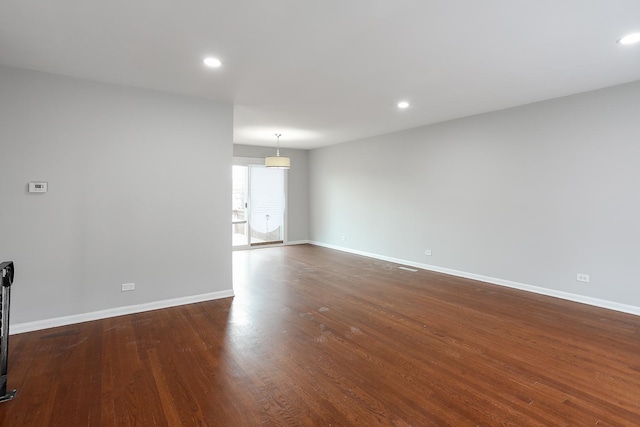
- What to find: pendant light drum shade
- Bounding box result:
[265,133,290,169]
[265,155,291,169]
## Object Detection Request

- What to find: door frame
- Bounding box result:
[232,156,288,250]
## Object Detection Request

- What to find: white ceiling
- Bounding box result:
[1,1,639,149]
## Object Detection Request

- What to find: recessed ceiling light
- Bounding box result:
[203,57,222,68]
[618,33,640,45]
[397,101,410,109]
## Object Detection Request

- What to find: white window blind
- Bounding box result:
[249,165,285,235]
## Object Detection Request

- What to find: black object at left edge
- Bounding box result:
[0,262,14,287]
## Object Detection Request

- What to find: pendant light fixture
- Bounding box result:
[265,133,291,169]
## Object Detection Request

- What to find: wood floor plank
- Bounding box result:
[0,244,639,426]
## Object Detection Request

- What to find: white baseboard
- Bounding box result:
[10,289,235,335]
[286,240,310,245]
[309,241,640,317]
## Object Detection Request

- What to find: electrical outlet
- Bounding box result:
[121,282,135,292]
[340,235,346,241]
[424,249,432,256]
[576,274,590,283]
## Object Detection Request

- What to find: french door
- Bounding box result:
[232,161,286,248]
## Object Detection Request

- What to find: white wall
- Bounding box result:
[310,80,640,310]
[0,65,233,325]
[233,144,309,243]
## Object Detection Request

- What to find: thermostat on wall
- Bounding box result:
[28,182,48,193]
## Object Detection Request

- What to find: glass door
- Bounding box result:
[249,165,285,246]
[232,161,286,248]
[232,165,249,247]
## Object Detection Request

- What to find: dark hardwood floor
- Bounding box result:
[1,244,639,426]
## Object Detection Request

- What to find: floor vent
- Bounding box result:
[398,266,418,272]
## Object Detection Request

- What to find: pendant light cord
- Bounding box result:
[275,133,282,157]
